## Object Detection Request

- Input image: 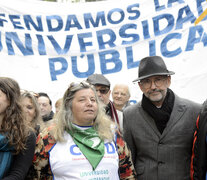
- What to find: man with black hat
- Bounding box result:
[86,74,120,131]
[123,56,201,180]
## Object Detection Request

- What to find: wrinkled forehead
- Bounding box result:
[113,85,129,92]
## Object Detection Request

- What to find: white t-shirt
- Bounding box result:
[49,131,119,180]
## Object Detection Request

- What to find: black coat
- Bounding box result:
[191,100,207,180]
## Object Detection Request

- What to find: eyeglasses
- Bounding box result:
[96,88,110,95]
[139,76,167,89]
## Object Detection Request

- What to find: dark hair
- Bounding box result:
[0,77,31,153]
[38,92,52,105]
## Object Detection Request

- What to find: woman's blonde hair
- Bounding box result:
[21,91,45,134]
[53,81,114,142]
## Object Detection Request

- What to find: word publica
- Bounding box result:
[49,24,207,81]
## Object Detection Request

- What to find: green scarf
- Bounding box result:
[67,125,105,170]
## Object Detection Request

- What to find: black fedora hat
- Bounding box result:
[133,56,175,82]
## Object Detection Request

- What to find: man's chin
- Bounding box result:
[149,96,163,103]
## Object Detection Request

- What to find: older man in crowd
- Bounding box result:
[112,84,131,132]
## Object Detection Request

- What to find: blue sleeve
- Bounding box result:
[2,132,36,180]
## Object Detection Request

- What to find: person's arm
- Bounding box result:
[32,126,56,179]
[2,132,36,180]
[123,112,137,165]
[116,131,137,180]
[191,101,207,180]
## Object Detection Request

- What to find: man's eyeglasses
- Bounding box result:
[139,76,167,89]
[96,88,110,95]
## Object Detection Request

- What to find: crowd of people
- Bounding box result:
[0,55,206,180]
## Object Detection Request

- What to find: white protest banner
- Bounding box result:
[0,0,207,105]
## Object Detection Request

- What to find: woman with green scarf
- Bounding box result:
[32,81,136,180]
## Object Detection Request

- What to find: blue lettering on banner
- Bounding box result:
[153,0,166,11]
[120,24,139,45]
[176,5,196,30]
[48,22,207,79]
[9,15,24,29]
[0,32,2,52]
[65,15,83,31]
[127,3,140,20]
[0,14,7,27]
[196,0,207,21]
[1,1,207,82]
[49,46,142,80]
[153,0,184,12]
[142,20,150,39]
[1,4,206,57]
[167,0,185,8]
[96,29,116,50]
[36,34,46,55]
[185,25,207,51]
[125,46,140,69]
[149,40,156,56]
[99,50,122,74]
[71,54,95,78]
[0,3,140,30]
[84,12,106,28]
[47,35,73,55]
[153,14,174,36]
[47,15,63,32]
[107,8,125,25]
[161,33,182,57]
[78,32,93,52]
[6,32,33,55]
[24,15,43,31]
[49,57,68,81]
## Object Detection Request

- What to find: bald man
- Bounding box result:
[112,84,131,132]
